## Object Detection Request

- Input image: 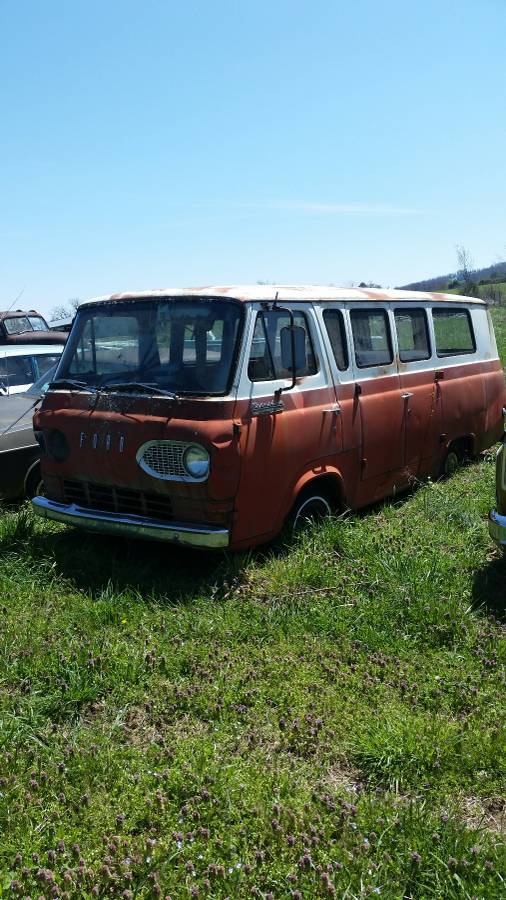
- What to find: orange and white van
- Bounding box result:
[32,286,505,549]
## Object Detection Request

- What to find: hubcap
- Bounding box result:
[293,495,332,530]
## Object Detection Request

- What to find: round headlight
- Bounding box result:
[46,429,70,463]
[183,445,210,479]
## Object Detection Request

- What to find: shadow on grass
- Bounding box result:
[0,507,253,603]
[471,551,506,620]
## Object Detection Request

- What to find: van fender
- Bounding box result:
[278,466,345,532]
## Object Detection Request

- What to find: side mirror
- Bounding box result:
[280,325,307,376]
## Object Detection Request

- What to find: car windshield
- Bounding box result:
[25,363,59,398]
[56,298,243,395]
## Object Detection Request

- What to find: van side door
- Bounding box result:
[347,304,404,493]
[317,304,361,502]
[393,305,440,477]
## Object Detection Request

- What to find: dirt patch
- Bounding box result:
[121,704,209,750]
[80,699,107,725]
[324,764,362,795]
[462,795,506,836]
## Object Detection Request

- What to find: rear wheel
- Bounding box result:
[440,444,465,479]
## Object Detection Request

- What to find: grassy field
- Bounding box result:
[0,313,505,898]
[447,283,506,305]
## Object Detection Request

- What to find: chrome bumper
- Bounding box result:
[489,508,506,546]
[31,496,229,549]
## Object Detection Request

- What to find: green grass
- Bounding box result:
[492,306,506,363]
[447,281,506,305]
[0,314,505,898]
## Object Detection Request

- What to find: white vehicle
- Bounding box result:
[0,345,63,396]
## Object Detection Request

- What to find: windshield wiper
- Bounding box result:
[48,378,96,392]
[99,381,178,399]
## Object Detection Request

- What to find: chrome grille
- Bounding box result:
[137,439,208,482]
[139,440,187,478]
[63,480,173,521]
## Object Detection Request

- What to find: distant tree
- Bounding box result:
[49,297,81,322]
[455,245,478,296]
[358,281,382,288]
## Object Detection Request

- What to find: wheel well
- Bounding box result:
[447,436,474,460]
[294,474,343,512]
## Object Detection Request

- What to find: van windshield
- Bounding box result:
[56,298,243,395]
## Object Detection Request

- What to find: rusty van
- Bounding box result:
[31,286,506,550]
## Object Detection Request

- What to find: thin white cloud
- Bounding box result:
[229,201,429,216]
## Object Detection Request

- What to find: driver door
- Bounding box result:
[233,304,342,545]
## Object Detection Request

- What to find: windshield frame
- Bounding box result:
[53,296,245,398]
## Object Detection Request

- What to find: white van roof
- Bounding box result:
[80,285,486,306]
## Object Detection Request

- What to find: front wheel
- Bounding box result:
[288,489,333,533]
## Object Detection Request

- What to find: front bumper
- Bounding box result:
[32,496,229,549]
[488,508,506,546]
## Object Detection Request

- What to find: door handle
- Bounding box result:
[323,406,341,414]
[401,392,413,400]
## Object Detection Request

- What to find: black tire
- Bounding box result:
[439,445,463,479]
[288,487,333,533]
[25,465,44,499]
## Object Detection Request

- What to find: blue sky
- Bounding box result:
[1,0,505,316]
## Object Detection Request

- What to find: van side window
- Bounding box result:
[350,309,393,368]
[248,310,317,381]
[394,308,431,362]
[323,309,348,370]
[432,308,476,356]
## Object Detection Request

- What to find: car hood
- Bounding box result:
[0,393,39,439]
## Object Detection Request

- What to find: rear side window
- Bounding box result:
[248,309,317,381]
[350,309,393,368]
[432,308,475,356]
[323,309,348,370]
[0,355,34,387]
[394,308,431,362]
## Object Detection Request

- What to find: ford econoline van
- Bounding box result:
[31,286,506,549]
